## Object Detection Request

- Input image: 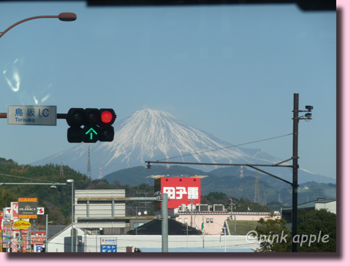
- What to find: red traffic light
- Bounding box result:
[66,108,116,143]
[99,109,116,126]
[101,110,113,124]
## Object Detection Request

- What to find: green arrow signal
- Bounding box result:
[85,128,98,140]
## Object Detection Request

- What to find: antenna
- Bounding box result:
[166,154,170,170]
[60,162,64,177]
[263,191,267,205]
[254,170,260,204]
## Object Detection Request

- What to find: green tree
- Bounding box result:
[297,209,336,252]
[251,209,336,252]
[251,214,292,252]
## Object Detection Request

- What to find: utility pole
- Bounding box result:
[161,193,168,252]
[145,93,312,253]
[45,214,48,252]
[292,93,300,252]
[190,198,193,227]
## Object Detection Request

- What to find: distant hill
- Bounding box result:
[32,109,335,185]
[103,165,336,205]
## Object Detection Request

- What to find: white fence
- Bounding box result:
[49,234,259,253]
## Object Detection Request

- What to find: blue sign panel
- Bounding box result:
[101,245,117,253]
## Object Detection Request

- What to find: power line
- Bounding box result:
[0,173,56,183]
[160,133,293,161]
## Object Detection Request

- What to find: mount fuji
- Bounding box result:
[31,109,334,184]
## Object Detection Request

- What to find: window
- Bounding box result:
[179,218,182,223]
[206,218,210,223]
[184,218,188,224]
[210,218,214,223]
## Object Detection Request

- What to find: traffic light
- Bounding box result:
[66,108,116,143]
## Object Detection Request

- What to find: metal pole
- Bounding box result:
[71,181,74,253]
[234,213,236,235]
[28,225,31,253]
[45,214,48,252]
[0,13,76,39]
[84,229,87,252]
[224,228,227,252]
[292,93,299,252]
[75,224,78,252]
[190,198,193,227]
[19,229,22,253]
[161,193,168,252]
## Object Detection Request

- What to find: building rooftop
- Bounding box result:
[127,218,203,235]
[282,198,336,212]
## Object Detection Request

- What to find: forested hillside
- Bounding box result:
[0,157,273,228]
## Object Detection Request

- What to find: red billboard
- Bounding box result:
[156,177,201,209]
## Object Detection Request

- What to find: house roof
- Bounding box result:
[47,224,84,241]
[127,218,203,235]
[47,225,66,239]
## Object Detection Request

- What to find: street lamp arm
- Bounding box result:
[0,182,66,186]
[0,13,76,38]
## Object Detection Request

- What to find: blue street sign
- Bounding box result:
[101,245,117,253]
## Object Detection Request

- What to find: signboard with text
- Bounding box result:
[18,198,38,219]
[35,245,43,253]
[3,207,11,220]
[11,202,18,219]
[37,207,44,215]
[31,237,46,245]
[100,238,117,253]
[7,105,57,126]
[155,177,201,209]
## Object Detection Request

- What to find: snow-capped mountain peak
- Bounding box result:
[33,108,285,179]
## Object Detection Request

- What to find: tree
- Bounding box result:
[251,209,336,252]
[250,214,292,252]
[297,209,336,252]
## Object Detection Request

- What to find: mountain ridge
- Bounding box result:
[31,109,335,184]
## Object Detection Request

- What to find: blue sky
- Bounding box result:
[0,2,336,179]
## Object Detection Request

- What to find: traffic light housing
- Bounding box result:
[66,108,116,143]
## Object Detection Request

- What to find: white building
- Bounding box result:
[74,189,126,234]
[47,225,85,252]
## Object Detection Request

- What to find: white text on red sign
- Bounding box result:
[163,187,199,200]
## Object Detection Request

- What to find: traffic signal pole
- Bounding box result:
[0,113,67,119]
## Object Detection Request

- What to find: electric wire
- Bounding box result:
[0,173,57,183]
[158,133,293,161]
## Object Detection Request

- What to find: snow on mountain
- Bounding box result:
[31,109,334,184]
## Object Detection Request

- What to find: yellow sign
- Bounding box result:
[13,220,31,229]
[18,198,37,202]
[18,214,37,219]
